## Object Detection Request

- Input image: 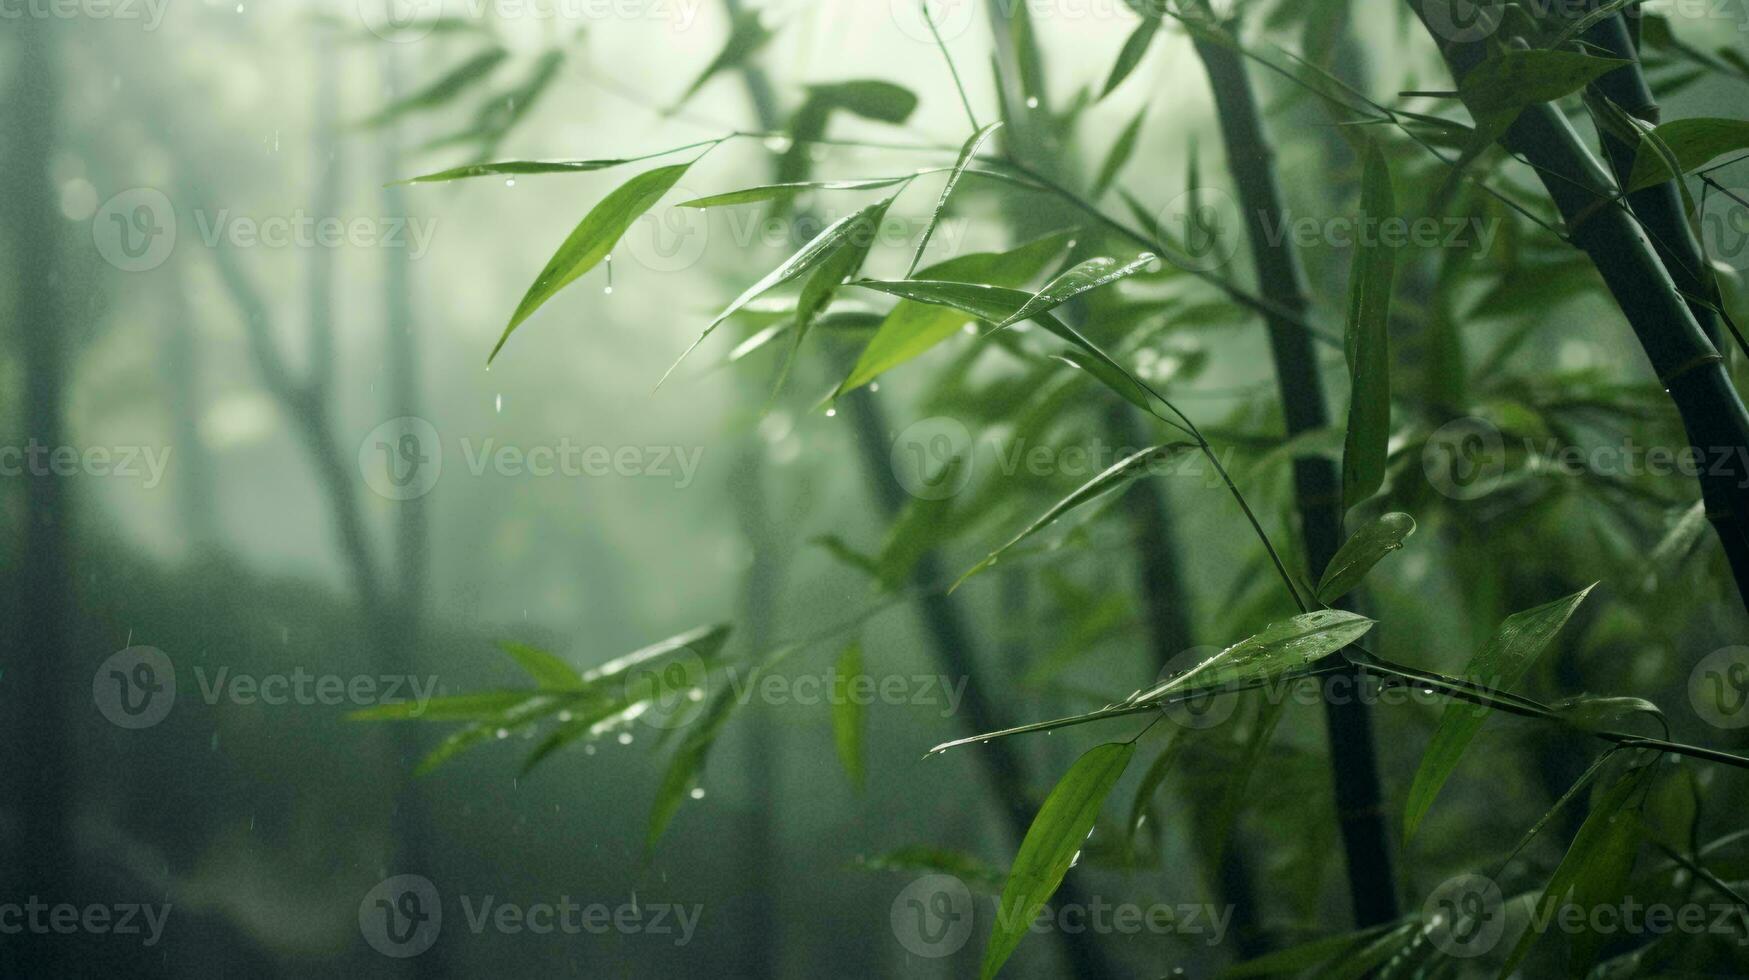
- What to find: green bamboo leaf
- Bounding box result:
[1456,49,1632,116]
[831,641,866,791]
[663,195,899,385]
[398,159,637,184]
[490,162,693,363]
[954,444,1195,591]
[678,176,913,208]
[1091,109,1146,196]
[908,121,1004,275]
[1551,695,1663,733]
[995,253,1157,328]
[833,230,1074,395]
[1340,138,1397,511]
[1100,15,1161,100]
[806,79,919,123]
[647,684,740,857]
[982,741,1135,980]
[497,641,582,689]
[1403,586,1595,841]
[1316,512,1417,605]
[1125,731,1187,859]
[422,49,564,157]
[674,6,775,107]
[1626,117,1749,192]
[1497,767,1647,978]
[1123,610,1377,706]
[854,846,1006,889]
[1220,926,1396,978]
[349,691,550,722]
[776,197,896,394]
[357,48,508,127]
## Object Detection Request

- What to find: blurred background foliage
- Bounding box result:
[4,0,1749,976]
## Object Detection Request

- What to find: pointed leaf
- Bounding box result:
[674,7,775,107]
[909,121,1004,275]
[1404,586,1595,840]
[1316,512,1417,605]
[1100,15,1161,100]
[806,80,919,123]
[831,641,866,791]
[1340,139,1397,510]
[995,253,1157,328]
[1456,49,1631,116]
[1091,109,1146,196]
[1124,610,1376,706]
[358,48,508,127]
[1626,117,1749,192]
[679,176,913,208]
[981,741,1135,979]
[490,162,693,363]
[647,684,739,856]
[498,641,582,689]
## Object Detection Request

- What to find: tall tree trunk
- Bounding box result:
[4,18,75,977]
[1191,32,1400,928]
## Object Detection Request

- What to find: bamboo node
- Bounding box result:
[1658,352,1725,388]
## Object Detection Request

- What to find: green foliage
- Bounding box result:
[1316,512,1416,605]
[1339,139,1397,511]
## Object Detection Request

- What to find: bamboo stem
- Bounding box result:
[1409,3,1749,620]
[1191,33,1401,928]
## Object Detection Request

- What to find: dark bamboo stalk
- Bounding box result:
[1191,33,1401,928]
[1579,13,1749,610]
[1409,3,1749,620]
[5,17,74,978]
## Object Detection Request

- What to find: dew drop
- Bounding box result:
[495,728,510,739]
[506,178,516,188]
[616,731,634,745]
[825,408,837,418]
[688,787,706,800]
[495,393,503,413]
[1025,96,1040,109]
[868,382,880,392]
[603,286,614,295]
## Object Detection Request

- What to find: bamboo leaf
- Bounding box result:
[778,197,896,393]
[995,253,1157,328]
[1341,138,1397,511]
[831,641,866,791]
[955,444,1195,591]
[1100,15,1161,100]
[1123,610,1377,706]
[981,741,1135,979]
[678,176,913,208]
[1125,730,1187,857]
[1091,109,1146,197]
[1403,586,1595,840]
[1497,766,1647,978]
[357,48,508,127]
[835,230,1073,395]
[491,162,693,363]
[909,121,1004,275]
[497,641,582,689]
[398,158,640,184]
[1456,50,1632,116]
[1316,512,1417,605]
[647,685,740,857]
[1626,117,1749,192]
[805,80,919,123]
[674,7,775,107]
[664,195,898,385]
[855,846,1005,889]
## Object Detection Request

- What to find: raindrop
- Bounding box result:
[603,286,614,295]
[506,178,516,188]
[868,382,880,393]
[616,731,634,745]
[825,408,837,418]
[1025,96,1040,109]
[495,393,503,413]
[583,744,597,756]
[688,787,706,800]
[495,728,510,739]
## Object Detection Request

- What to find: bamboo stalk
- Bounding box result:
[1579,13,1749,609]
[1408,3,1749,619]
[1191,33,1401,928]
